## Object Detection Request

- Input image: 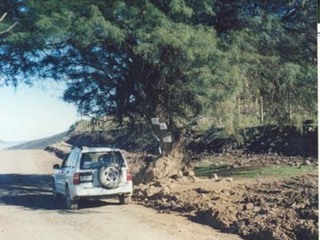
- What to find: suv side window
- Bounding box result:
[65,151,76,168]
[61,153,69,168]
[70,151,80,168]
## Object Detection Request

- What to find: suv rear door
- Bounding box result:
[79,151,126,189]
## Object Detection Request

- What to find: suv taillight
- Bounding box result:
[73,173,80,185]
[126,169,132,181]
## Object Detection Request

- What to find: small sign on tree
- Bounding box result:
[151,117,160,125]
[159,123,168,130]
[163,135,172,143]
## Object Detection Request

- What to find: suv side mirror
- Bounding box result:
[53,164,60,169]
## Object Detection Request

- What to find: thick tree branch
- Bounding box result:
[0,12,7,22]
[0,12,18,36]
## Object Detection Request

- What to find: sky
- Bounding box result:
[0,81,79,142]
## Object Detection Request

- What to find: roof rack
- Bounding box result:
[71,145,117,149]
[71,145,86,150]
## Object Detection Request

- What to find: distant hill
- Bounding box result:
[7,132,68,150]
[0,141,26,150]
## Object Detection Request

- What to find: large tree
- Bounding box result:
[0,0,241,180]
[0,0,317,181]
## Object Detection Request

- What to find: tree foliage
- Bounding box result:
[0,0,317,141]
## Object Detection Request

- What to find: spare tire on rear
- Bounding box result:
[99,164,122,189]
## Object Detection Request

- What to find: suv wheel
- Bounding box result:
[65,186,78,210]
[118,194,132,204]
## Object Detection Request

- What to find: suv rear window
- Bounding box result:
[80,151,125,170]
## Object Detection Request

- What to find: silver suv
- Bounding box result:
[52,146,133,209]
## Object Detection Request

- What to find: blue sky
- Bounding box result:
[0,81,79,142]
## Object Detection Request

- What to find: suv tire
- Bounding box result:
[99,164,122,189]
[118,194,132,204]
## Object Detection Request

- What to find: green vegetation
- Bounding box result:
[0,1,317,178]
[195,165,317,179]
[0,1,316,130]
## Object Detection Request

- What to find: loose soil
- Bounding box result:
[134,173,318,240]
[133,151,318,240]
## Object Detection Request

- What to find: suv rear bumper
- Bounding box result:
[72,182,133,200]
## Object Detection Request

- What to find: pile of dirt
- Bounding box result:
[187,125,317,157]
[134,174,318,240]
[233,176,318,240]
[66,131,115,147]
[44,141,71,160]
[66,127,158,154]
[243,125,317,157]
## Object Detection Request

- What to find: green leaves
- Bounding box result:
[72,5,125,47]
[0,0,316,131]
[168,0,193,19]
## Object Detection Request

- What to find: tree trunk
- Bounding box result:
[136,128,192,184]
[132,73,193,183]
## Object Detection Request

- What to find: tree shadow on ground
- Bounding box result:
[0,174,119,211]
[0,174,56,210]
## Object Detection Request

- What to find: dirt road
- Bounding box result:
[0,150,242,240]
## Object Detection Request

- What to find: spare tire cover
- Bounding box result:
[99,164,122,189]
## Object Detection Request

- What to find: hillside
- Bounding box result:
[7,132,68,150]
[0,141,26,150]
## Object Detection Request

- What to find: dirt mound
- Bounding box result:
[187,125,317,157]
[134,174,318,240]
[44,141,71,160]
[66,131,115,147]
[243,125,317,157]
[66,126,158,154]
[231,175,318,240]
